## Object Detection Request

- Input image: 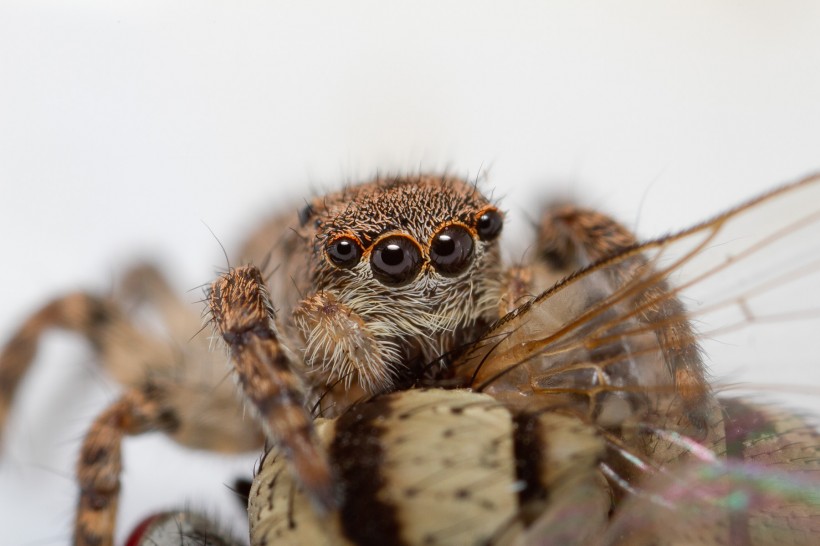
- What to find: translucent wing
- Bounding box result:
[599,460,820,546]
[451,173,820,543]
[592,399,820,545]
[455,173,820,423]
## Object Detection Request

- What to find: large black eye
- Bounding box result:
[326,237,362,268]
[430,225,474,275]
[476,208,503,241]
[370,236,422,285]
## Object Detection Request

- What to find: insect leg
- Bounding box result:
[208,265,335,511]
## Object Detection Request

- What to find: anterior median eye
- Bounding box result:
[326,237,362,268]
[370,235,422,285]
[430,225,474,275]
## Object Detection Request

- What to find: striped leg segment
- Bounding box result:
[0,293,121,440]
[534,205,710,431]
[208,265,335,511]
[75,384,179,546]
[0,265,192,444]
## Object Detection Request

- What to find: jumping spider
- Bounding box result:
[1,174,819,545]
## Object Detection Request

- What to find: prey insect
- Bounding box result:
[1,174,818,545]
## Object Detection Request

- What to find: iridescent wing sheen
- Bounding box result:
[451,173,820,543]
[592,399,820,545]
[600,458,820,545]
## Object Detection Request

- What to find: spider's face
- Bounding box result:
[296,175,505,390]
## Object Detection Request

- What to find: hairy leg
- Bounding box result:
[75,383,179,546]
[292,291,392,400]
[119,262,202,343]
[118,263,263,452]
[0,292,169,439]
[528,204,710,431]
[208,265,335,510]
[0,268,261,451]
[0,266,262,545]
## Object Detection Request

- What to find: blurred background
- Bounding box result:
[1,1,819,544]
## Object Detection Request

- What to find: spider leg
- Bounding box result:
[0,292,163,439]
[208,265,335,511]
[119,262,203,343]
[117,262,265,452]
[0,274,262,543]
[0,282,261,450]
[292,291,392,399]
[75,382,179,546]
[530,204,711,432]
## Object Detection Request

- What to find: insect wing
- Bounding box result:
[596,458,820,546]
[453,173,820,543]
[594,399,820,545]
[455,173,820,414]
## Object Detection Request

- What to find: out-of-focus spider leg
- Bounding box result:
[531,204,710,432]
[0,265,262,544]
[0,267,261,452]
[208,265,335,510]
[0,292,165,439]
[119,262,202,342]
[75,382,179,546]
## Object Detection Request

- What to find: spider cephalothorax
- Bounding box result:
[277,175,505,393]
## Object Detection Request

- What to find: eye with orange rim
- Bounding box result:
[370,235,423,285]
[430,224,474,275]
[475,207,503,241]
[325,236,362,268]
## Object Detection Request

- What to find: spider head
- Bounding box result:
[297,174,505,392]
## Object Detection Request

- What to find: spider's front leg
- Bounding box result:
[208,265,335,510]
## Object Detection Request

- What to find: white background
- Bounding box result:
[1,2,819,544]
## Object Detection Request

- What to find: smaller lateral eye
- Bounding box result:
[476,208,503,241]
[326,237,362,268]
[430,225,474,275]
